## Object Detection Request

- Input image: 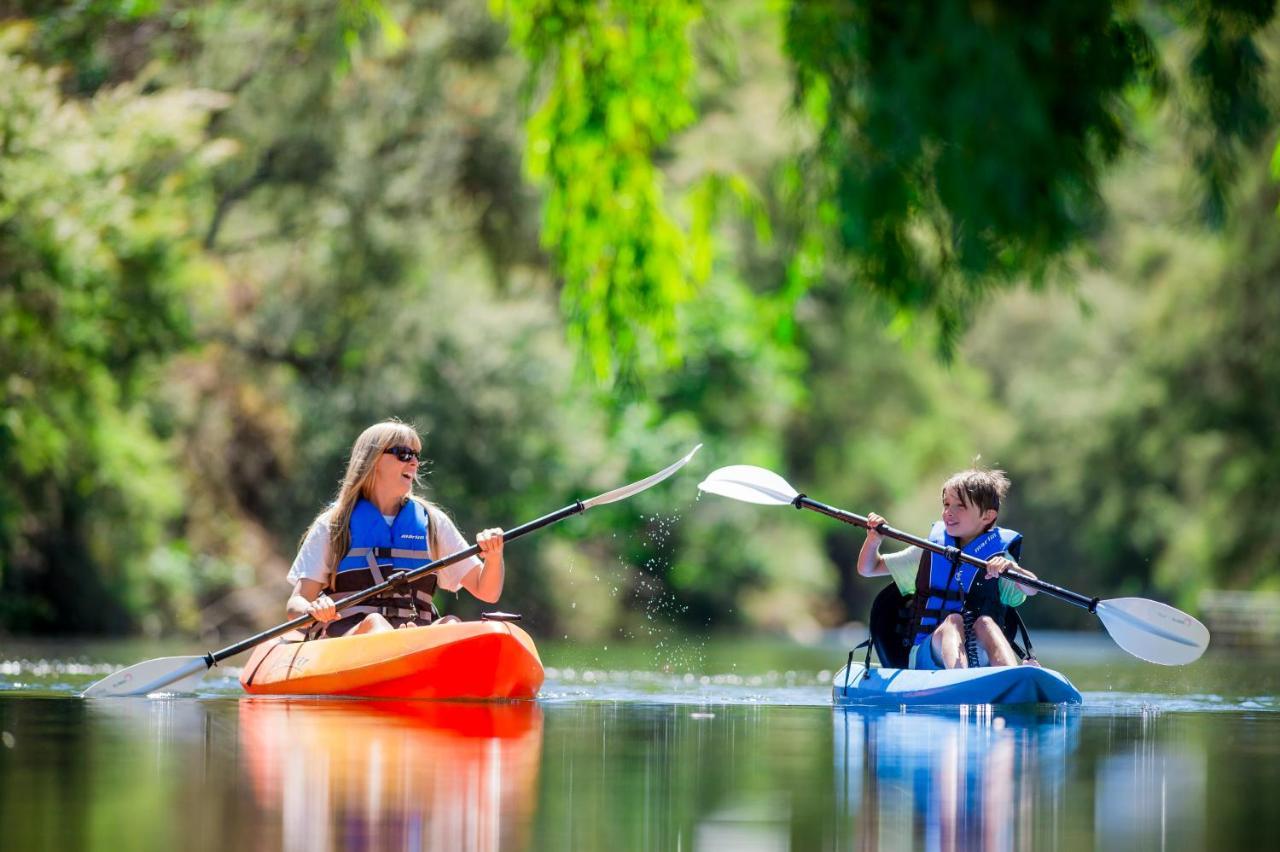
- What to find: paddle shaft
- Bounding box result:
[794,496,1099,612]
[200,501,586,668]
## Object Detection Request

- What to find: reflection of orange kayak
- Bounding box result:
[239,621,544,699]
[238,698,544,851]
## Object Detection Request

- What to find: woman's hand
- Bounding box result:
[306,594,338,623]
[476,528,505,560]
[464,528,507,603]
[865,512,888,547]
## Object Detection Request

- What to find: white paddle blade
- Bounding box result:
[81,655,210,698]
[1095,598,1211,665]
[698,465,800,506]
[582,444,702,510]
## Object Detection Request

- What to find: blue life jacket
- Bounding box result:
[316,498,439,636]
[908,521,1023,647]
[337,498,433,576]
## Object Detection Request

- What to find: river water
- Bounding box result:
[1,632,1276,851]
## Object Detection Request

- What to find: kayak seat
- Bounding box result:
[867,581,1034,668]
[867,582,914,668]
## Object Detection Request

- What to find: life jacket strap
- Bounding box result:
[306,598,441,639]
[345,546,432,561]
[962,609,980,667]
[338,603,421,620]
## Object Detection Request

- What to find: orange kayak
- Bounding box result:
[239,620,544,699]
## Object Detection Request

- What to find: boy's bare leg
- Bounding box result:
[973,616,1020,667]
[931,613,969,669]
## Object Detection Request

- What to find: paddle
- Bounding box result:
[82,444,703,697]
[698,464,1210,665]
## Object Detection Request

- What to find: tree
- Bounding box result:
[0,32,225,631]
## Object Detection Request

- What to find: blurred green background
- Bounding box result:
[1,0,1277,641]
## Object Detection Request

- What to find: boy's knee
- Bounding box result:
[940,613,965,632]
[973,615,1007,642]
[974,615,999,633]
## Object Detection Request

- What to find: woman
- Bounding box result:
[286,420,505,637]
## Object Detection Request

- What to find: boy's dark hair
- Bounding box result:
[941,468,1011,516]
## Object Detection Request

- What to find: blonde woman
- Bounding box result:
[285,421,505,637]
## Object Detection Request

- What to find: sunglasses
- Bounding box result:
[383,446,421,463]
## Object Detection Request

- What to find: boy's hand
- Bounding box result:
[984,555,1015,580]
[865,512,888,547]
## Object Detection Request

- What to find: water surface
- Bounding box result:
[1,633,1275,850]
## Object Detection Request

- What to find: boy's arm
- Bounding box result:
[856,512,891,577]
[1007,563,1038,596]
[987,554,1037,604]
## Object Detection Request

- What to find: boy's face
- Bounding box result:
[941,487,998,542]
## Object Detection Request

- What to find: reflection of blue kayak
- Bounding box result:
[833,662,1083,706]
[832,705,1080,849]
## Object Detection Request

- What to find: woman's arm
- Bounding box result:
[286,578,339,621]
[285,519,338,620]
[460,527,505,602]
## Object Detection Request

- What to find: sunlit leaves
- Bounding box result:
[497,0,705,385]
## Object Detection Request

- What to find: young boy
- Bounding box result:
[856,468,1039,669]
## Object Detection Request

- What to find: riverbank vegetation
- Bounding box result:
[2,1,1277,639]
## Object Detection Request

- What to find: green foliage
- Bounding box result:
[0,32,225,631]
[2,1,1278,642]
[496,0,706,385]
[783,1,1160,351]
[966,118,1280,615]
[1173,0,1277,222]
[779,0,1275,353]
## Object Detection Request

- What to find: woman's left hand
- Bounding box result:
[476,528,505,559]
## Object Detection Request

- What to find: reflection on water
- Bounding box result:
[1,638,1279,851]
[832,706,1223,852]
[239,700,543,852]
[1094,734,1205,850]
[834,708,1078,851]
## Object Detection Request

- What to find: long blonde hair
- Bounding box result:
[312,420,443,588]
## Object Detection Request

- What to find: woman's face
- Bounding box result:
[371,442,420,500]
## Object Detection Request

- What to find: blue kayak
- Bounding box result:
[833,662,1082,707]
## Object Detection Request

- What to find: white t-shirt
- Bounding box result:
[287,505,483,593]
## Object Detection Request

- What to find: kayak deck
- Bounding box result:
[239,620,544,700]
[833,662,1082,707]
